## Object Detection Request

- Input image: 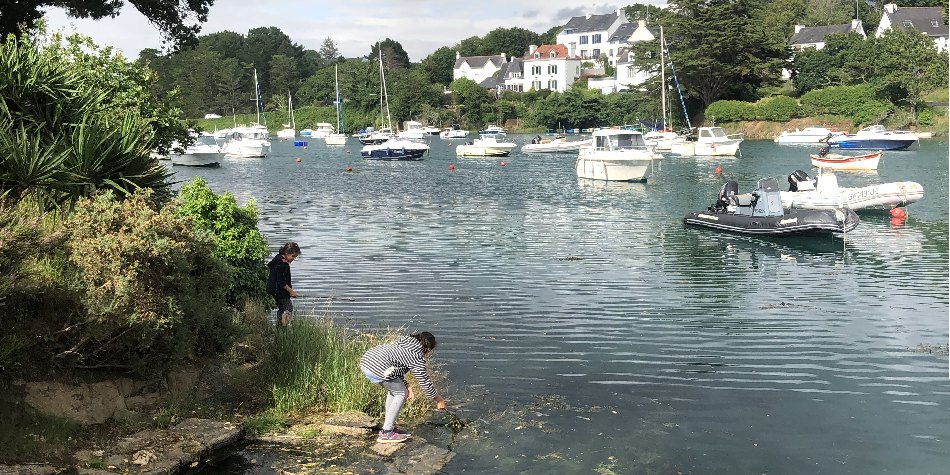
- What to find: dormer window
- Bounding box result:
[534,52,541,59]
[932,20,940,27]
[550,51,557,58]
[903,20,913,28]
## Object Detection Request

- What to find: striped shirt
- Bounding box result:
[360,336,439,399]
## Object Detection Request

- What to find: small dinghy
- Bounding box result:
[782,169,924,211]
[809,148,882,170]
[684,178,859,236]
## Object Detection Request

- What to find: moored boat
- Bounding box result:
[455,135,517,157]
[809,149,882,170]
[827,125,918,150]
[522,135,593,154]
[440,126,469,139]
[361,138,429,160]
[170,132,224,167]
[575,128,660,182]
[669,126,743,156]
[222,124,271,158]
[781,169,924,211]
[774,126,846,144]
[478,125,507,137]
[684,178,859,236]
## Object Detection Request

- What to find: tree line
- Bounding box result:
[133,0,948,131]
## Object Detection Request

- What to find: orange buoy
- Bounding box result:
[890,207,906,219]
[448,164,455,171]
[346,166,353,172]
[715,165,722,174]
[890,217,905,227]
[500,161,507,167]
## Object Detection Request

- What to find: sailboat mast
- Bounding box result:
[335,65,342,133]
[288,91,295,129]
[660,26,666,132]
[379,47,393,130]
[253,68,260,125]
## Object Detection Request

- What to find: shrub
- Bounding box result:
[800,85,892,125]
[704,100,755,123]
[176,178,270,307]
[62,190,236,375]
[756,95,800,121]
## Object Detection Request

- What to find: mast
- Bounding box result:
[660,26,667,132]
[288,91,295,129]
[378,46,393,130]
[253,68,266,127]
[334,64,343,133]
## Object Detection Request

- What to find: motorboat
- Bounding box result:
[478,125,507,137]
[774,126,846,144]
[440,126,469,139]
[299,128,313,137]
[275,92,297,139]
[311,122,336,138]
[170,132,224,167]
[397,121,427,141]
[575,129,661,182]
[643,130,681,152]
[522,135,593,154]
[455,135,517,157]
[325,65,348,146]
[827,125,918,150]
[357,127,395,145]
[684,178,859,236]
[221,124,271,158]
[361,138,429,160]
[669,126,743,156]
[423,125,441,136]
[782,169,924,211]
[809,149,882,171]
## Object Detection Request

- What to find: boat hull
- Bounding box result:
[522,139,592,154]
[455,146,512,157]
[670,140,741,157]
[222,141,270,158]
[324,134,347,146]
[780,181,924,211]
[575,157,651,182]
[684,208,859,236]
[170,152,224,167]
[828,138,916,150]
[810,151,881,170]
[360,140,428,160]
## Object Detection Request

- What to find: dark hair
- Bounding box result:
[279,242,301,256]
[412,331,437,353]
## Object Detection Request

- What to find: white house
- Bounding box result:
[789,19,866,51]
[588,19,660,94]
[875,4,948,52]
[555,9,625,64]
[453,52,507,84]
[521,45,582,93]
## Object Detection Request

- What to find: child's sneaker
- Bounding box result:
[376,429,411,443]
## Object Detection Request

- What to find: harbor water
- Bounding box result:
[170,136,949,474]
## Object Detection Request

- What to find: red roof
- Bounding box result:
[525,44,573,60]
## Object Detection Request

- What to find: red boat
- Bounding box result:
[810,149,882,171]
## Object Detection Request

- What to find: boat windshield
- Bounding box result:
[702,127,727,138]
[596,133,646,150]
[196,135,217,146]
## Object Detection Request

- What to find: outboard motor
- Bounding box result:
[532,135,542,144]
[787,169,815,192]
[715,181,739,210]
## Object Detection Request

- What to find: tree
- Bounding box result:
[449,78,492,128]
[319,37,340,64]
[269,54,300,103]
[538,25,562,45]
[420,46,456,86]
[480,27,541,59]
[870,28,949,120]
[369,39,410,70]
[1,0,214,49]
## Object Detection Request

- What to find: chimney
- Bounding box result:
[794,25,804,34]
[884,4,897,14]
[456,51,460,59]
[850,19,862,32]
[586,13,591,20]
[638,19,646,29]
[528,44,538,56]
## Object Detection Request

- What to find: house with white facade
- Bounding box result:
[556,9,625,64]
[453,52,508,84]
[521,45,581,93]
[875,4,948,52]
[789,19,866,50]
[589,19,660,93]
[478,56,525,94]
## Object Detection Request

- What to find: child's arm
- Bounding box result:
[283,284,298,298]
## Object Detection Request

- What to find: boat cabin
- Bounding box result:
[594,130,648,151]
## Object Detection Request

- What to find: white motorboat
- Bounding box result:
[275,92,297,139]
[522,135,593,154]
[477,125,507,137]
[774,126,846,144]
[575,129,660,182]
[222,124,271,158]
[455,135,517,157]
[670,126,743,156]
[827,125,918,150]
[325,65,348,146]
[782,169,924,211]
[440,126,469,139]
[423,125,441,136]
[170,132,224,167]
[397,120,427,141]
[643,130,681,152]
[311,122,335,138]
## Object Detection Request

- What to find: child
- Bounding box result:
[266,242,300,326]
[360,331,447,443]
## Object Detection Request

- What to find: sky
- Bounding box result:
[42,1,665,61]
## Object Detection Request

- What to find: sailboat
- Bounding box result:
[276,91,296,139]
[325,65,347,146]
[643,26,680,153]
[360,44,429,160]
[222,68,271,158]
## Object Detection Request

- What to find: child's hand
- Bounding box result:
[435,395,446,410]
[407,386,415,401]
[289,290,298,298]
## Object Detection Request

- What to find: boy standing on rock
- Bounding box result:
[266,242,300,326]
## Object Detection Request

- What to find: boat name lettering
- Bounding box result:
[846,186,881,202]
[779,217,799,225]
[697,214,719,221]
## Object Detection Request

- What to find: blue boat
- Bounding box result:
[827,125,918,150]
[360,139,429,160]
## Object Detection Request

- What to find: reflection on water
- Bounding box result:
[171,137,949,474]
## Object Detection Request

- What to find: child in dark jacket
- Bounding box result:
[266,242,300,326]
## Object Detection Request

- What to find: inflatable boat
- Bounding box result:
[782,170,924,211]
[684,178,860,236]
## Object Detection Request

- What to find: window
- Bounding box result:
[593,49,601,59]
[903,20,913,28]
[548,65,558,74]
[533,81,542,90]
[531,65,541,75]
[550,51,557,58]
[548,80,558,90]
[592,34,602,44]
[534,52,541,59]
[580,36,589,45]
[581,50,588,59]
[933,20,940,27]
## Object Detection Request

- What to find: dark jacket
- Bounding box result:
[266,254,292,299]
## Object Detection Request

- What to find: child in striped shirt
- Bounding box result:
[360,332,447,443]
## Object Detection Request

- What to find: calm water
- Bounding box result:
[171,136,949,474]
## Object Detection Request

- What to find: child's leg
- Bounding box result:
[379,379,407,431]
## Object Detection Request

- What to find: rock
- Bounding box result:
[165,368,201,398]
[322,412,377,429]
[22,381,127,425]
[391,442,455,475]
[0,465,68,474]
[317,424,371,437]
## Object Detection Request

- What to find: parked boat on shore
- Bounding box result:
[684,178,859,236]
